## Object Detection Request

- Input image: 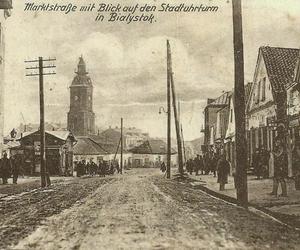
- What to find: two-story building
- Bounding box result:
[202,91,231,155]
[246,46,300,177]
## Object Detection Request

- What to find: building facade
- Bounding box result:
[11,130,76,176]
[202,92,231,155]
[0,2,12,156]
[129,139,177,168]
[246,46,300,177]
[67,56,95,136]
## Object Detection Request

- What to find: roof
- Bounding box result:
[129,139,176,155]
[207,91,231,106]
[18,130,74,142]
[100,128,121,142]
[74,137,109,155]
[88,135,128,154]
[260,46,300,92]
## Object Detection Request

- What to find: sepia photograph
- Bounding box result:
[0,0,299,249]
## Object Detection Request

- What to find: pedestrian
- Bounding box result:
[199,155,204,175]
[269,137,288,197]
[160,162,166,173]
[76,160,85,177]
[90,160,97,176]
[210,153,218,177]
[11,155,19,184]
[194,155,200,176]
[292,140,300,190]
[217,153,230,191]
[260,147,270,179]
[187,159,193,175]
[203,153,210,175]
[115,161,120,174]
[1,153,12,184]
[86,160,92,176]
[109,163,115,175]
[252,148,261,179]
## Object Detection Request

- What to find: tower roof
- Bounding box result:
[76,56,88,75]
[71,56,92,86]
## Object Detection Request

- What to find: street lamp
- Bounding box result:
[159,106,168,115]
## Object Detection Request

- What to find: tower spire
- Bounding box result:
[76,56,88,75]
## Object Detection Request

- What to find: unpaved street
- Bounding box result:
[10,169,300,250]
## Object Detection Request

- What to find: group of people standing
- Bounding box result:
[74,159,120,177]
[186,154,218,177]
[186,152,231,191]
[0,153,20,184]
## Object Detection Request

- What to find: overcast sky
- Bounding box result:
[3,0,300,140]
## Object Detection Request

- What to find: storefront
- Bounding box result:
[10,130,76,176]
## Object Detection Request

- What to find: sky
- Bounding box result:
[3,0,300,140]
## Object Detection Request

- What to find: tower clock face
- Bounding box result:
[74,95,79,101]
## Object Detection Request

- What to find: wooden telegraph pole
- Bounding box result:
[232,0,248,207]
[120,118,123,174]
[167,40,184,176]
[25,57,56,188]
[166,41,172,179]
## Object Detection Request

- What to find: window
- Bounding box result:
[261,77,266,101]
[230,109,233,123]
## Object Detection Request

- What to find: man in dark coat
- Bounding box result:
[76,160,85,177]
[260,147,270,179]
[210,153,218,177]
[194,155,200,176]
[252,148,261,179]
[1,153,12,184]
[11,155,20,184]
[217,153,230,191]
[160,162,166,173]
[270,137,287,196]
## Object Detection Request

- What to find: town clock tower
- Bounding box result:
[67,56,95,136]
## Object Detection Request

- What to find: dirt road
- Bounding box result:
[12,169,300,250]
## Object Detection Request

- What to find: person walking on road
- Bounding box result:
[260,147,270,179]
[217,153,230,191]
[252,148,262,179]
[11,155,19,184]
[160,162,166,173]
[210,153,218,177]
[194,155,200,176]
[1,153,12,184]
[270,137,288,197]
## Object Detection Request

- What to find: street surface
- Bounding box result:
[0,169,299,249]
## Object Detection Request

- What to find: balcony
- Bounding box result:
[0,0,12,9]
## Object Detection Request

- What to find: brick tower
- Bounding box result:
[67,56,95,136]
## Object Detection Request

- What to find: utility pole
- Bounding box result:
[167,40,184,176]
[178,101,186,165]
[232,0,248,207]
[166,41,172,179]
[120,118,123,174]
[25,57,56,188]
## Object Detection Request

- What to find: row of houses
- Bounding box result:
[202,46,300,177]
[6,129,176,176]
